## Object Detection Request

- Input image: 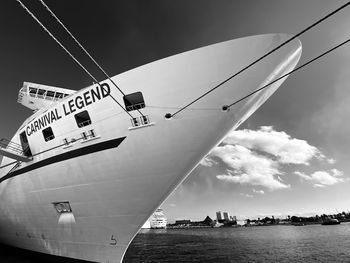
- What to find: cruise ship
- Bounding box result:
[0,34,301,262]
[150,208,167,229]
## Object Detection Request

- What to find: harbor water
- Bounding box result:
[1,222,350,262]
[125,223,350,262]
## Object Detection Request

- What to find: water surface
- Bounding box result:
[124,223,350,262]
[1,223,350,262]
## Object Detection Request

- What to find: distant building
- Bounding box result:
[175,219,191,225]
[150,208,167,229]
[202,216,215,227]
[223,212,230,221]
[216,211,223,222]
[167,216,214,228]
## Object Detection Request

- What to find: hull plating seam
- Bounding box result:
[0,137,126,183]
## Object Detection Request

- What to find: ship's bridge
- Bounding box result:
[17,82,76,111]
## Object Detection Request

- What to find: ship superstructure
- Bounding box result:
[0,34,302,262]
[17,82,76,112]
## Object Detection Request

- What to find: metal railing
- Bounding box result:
[78,120,92,128]
[130,115,150,127]
[126,102,145,112]
[0,139,25,155]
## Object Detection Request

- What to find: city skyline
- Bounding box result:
[1,1,350,222]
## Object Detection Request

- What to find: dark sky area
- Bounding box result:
[1,0,350,221]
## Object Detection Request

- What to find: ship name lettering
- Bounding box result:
[26,84,110,137]
[26,108,62,137]
[62,83,110,116]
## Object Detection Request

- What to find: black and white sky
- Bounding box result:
[1,0,350,221]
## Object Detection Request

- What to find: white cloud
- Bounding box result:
[294,171,310,180]
[200,157,217,167]
[327,158,336,164]
[204,126,340,191]
[240,193,253,198]
[222,126,321,165]
[294,169,344,187]
[313,184,325,188]
[213,145,290,190]
[253,189,265,194]
[331,168,343,177]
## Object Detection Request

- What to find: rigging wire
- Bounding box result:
[16,0,134,119]
[169,1,350,118]
[226,37,350,109]
[38,0,145,117]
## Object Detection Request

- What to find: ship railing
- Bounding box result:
[130,115,150,127]
[78,120,92,128]
[0,138,25,155]
[126,102,145,112]
[0,138,32,162]
[129,115,155,130]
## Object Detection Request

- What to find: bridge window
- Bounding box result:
[37,89,46,99]
[54,92,63,100]
[29,87,37,97]
[46,90,55,100]
[75,110,91,128]
[123,92,145,111]
[42,127,55,142]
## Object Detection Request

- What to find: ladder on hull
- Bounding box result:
[0,139,32,162]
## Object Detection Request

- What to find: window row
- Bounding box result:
[28,87,70,101]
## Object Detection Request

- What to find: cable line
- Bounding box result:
[16,0,134,119]
[169,1,350,118]
[38,0,145,117]
[226,37,350,109]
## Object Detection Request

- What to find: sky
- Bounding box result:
[1,0,350,222]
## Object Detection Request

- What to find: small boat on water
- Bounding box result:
[321,219,341,225]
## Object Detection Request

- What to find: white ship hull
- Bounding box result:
[0,34,301,262]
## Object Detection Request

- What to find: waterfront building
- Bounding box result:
[175,220,191,225]
[223,212,230,221]
[202,216,215,227]
[216,211,223,223]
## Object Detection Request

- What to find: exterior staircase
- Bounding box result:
[0,139,32,162]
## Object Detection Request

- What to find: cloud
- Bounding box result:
[294,171,310,180]
[200,157,217,167]
[204,126,340,191]
[294,169,344,187]
[327,158,336,164]
[240,193,253,198]
[331,168,343,177]
[253,189,265,194]
[213,145,290,190]
[222,126,322,165]
[313,184,325,188]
